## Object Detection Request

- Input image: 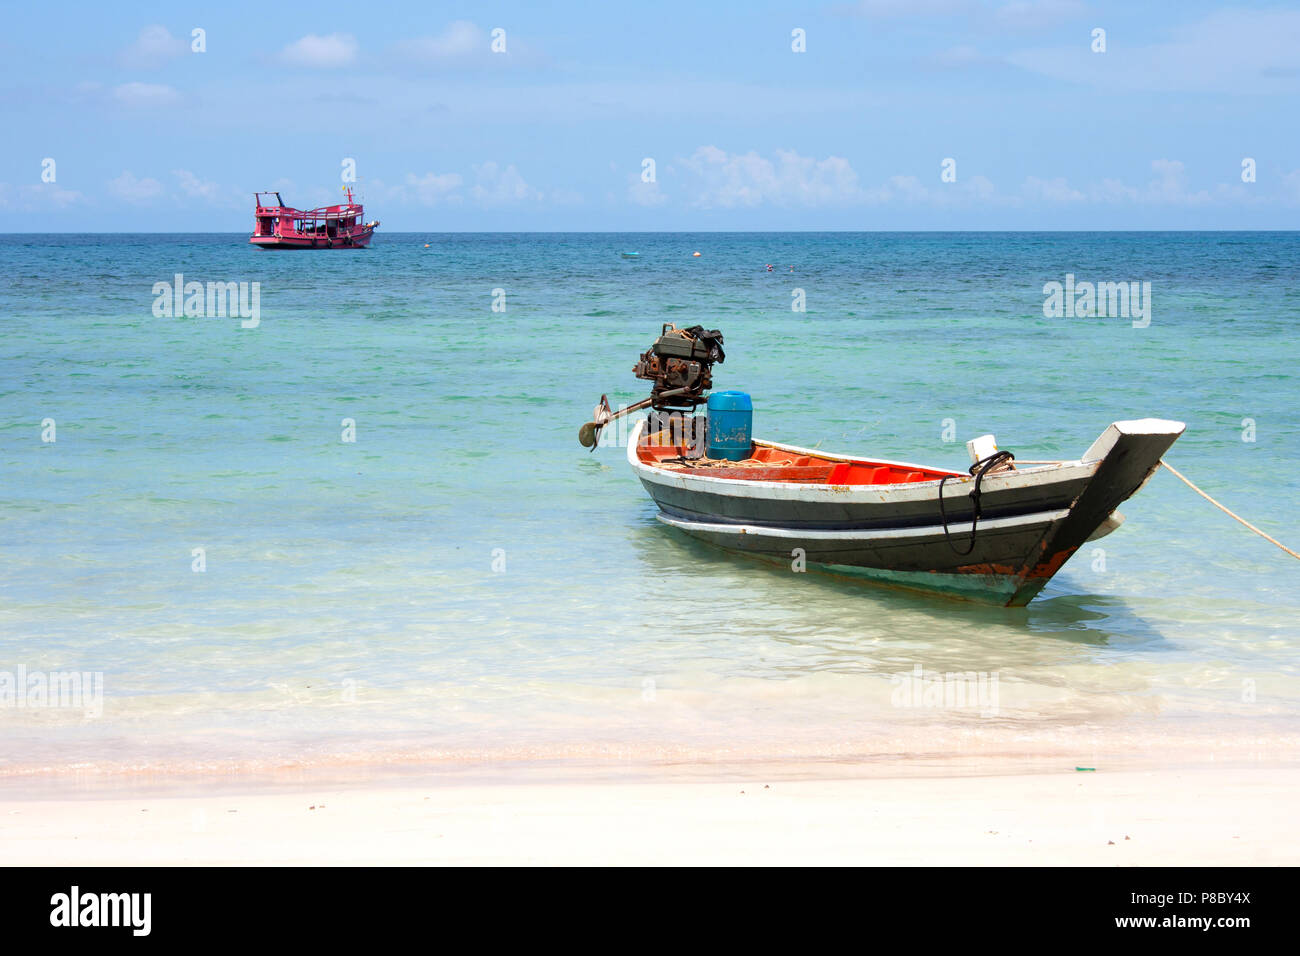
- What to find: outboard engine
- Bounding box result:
[632,324,725,411]
[579,324,725,451]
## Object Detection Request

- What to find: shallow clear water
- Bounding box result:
[1,232,1297,774]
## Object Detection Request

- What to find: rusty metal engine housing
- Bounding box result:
[632,324,725,410]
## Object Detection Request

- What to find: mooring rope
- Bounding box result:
[1158,459,1300,561]
[937,450,1017,556]
[968,455,1297,561]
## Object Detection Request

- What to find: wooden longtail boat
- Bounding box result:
[581,325,1183,606]
[627,417,1184,606]
[248,187,378,249]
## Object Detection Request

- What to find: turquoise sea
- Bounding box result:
[1,232,1297,777]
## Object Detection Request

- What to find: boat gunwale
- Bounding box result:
[626,418,1095,501]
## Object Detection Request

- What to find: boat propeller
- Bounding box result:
[578,395,654,450]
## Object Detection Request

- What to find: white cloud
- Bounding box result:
[40,185,86,208]
[393,20,545,69]
[661,147,1276,212]
[1084,161,1210,206]
[1021,161,1239,207]
[1145,159,1197,203]
[401,20,483,60]
[879,174,930,202]
[873,172,1000,205]
[1282,169,1300,203]
[109,171,165,203]
[390,165,560,206]
[1135,159,1213,205]
[112,82,180,107]
[173,169,221,201]
[1007,9,1300,93]
[672,148,1013,209]
[119,25,188,68]
[964,174,997,201]
[680,147,864,208]
[1022,176,1086,202]
[470,162,541,205]
[279,33,358,68]
[628,172,666,207]
[403,171,465,205]
[1090,178,1138,204]
[0,183,86,209]
[548,187,584,206]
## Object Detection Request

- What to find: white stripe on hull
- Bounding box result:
[656,508,1071,541]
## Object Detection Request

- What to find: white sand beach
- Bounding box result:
[3,762,1296,866]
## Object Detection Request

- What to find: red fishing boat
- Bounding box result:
[249,187,379,249]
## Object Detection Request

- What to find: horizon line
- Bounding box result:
[3,228,1299,236]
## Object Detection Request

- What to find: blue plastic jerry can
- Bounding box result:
[706,391,753,461]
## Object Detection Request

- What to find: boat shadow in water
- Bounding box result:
[630,510,1167,652]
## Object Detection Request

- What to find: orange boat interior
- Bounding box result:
[637,433,959,485]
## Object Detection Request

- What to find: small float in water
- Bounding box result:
[249,186,378,249]
[621,251,641,259]
[580,324,1184,607]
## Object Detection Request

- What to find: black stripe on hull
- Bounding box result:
[658,513,1067,606]
[639,473,1091,531]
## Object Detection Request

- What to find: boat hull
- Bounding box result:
[656,510,1071,605]
[249,226,375,250]
[629,418,1184,606]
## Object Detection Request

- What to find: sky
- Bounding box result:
[2,0,1299,230]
